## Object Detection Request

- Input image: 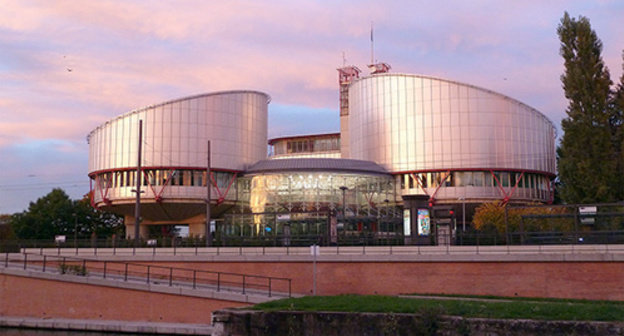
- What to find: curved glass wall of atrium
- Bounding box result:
[222,159,397,239]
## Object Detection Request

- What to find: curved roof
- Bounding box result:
[355,73,556,135]
[245,158,389,175]
[87,90,271,143]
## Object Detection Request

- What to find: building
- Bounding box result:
[87,91,269,238]
[88,63,555,243]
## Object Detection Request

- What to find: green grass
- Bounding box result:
[253,295,624,322]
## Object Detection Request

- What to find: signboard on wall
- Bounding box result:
[417,209,430,236]
[403,209,411,236]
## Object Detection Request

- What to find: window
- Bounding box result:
[501,172,509,187]
[193,171,203,186]
[127,171,134,187]
[484,172,493,187]
[473,172,484,187]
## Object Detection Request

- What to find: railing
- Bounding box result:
[4,229,624,254]
[1,252,291,298]
[18,242,624,258]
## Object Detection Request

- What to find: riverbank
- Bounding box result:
[0,316,213,335]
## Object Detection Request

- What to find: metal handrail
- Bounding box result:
[2,252,292,298]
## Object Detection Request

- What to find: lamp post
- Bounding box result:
[339,186,348,220]
[206,140,211,247]
[72,213,77,248]
[458,196,466,231]
[384,199,390,218]
[133,119,143,247]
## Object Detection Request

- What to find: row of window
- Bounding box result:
[400,171,550,190]
[94,169,236,189]
[272,137,341,155]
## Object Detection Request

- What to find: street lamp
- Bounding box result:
[458,196,466,231]
[339,186,348,220]
[384,199,390,218]
[72,213,77,248]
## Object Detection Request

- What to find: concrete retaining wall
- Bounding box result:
[212,310,624,336]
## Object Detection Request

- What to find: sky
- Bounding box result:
[0,0,623,214]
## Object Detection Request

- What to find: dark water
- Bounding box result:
[0,329,145,336]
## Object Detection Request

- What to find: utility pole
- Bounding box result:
[206,140,211,247]
[133,120,143,247]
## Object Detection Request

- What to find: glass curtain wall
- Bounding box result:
[223,172,396,238]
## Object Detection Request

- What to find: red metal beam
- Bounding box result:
[88,166,242,179]
[210,172,238,205]
[428,171,451,205]
[394,167,555,178]
[409,173,430,197]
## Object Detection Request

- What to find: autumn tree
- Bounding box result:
[556,12,623,203]
[473,202,572,238]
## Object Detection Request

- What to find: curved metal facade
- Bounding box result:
[87,90,269,222]
[347,74,556,203]
[88,91,269,173]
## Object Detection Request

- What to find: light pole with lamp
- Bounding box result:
[339,186,348,220]
[72,213,77,248]
[458,196,466,231]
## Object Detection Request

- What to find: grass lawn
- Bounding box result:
[253,294,624,322]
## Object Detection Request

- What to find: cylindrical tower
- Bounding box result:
[87,90,270,238]
[347,74,556,205]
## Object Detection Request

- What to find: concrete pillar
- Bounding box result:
[189,222,206,238]
[124,215,149,240]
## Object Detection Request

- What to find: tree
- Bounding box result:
[556,12,620,204]
[11,188,75,239]
[611,51,624,200]
[0,214,15,240]
[473,202,572,237]
[10,188,123,240]
[73,195,124,239]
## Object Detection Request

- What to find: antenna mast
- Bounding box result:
[370,21,374,64]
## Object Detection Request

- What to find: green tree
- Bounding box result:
[10,188,123,240]
[556,12,619,203]
[73,196,124,239]
[611,51,624,200]
[0,214,15,240]
[11,188,75,239]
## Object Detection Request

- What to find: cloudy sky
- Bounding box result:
[1,0,623,214]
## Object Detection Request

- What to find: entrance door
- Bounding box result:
[436,224,451,245]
